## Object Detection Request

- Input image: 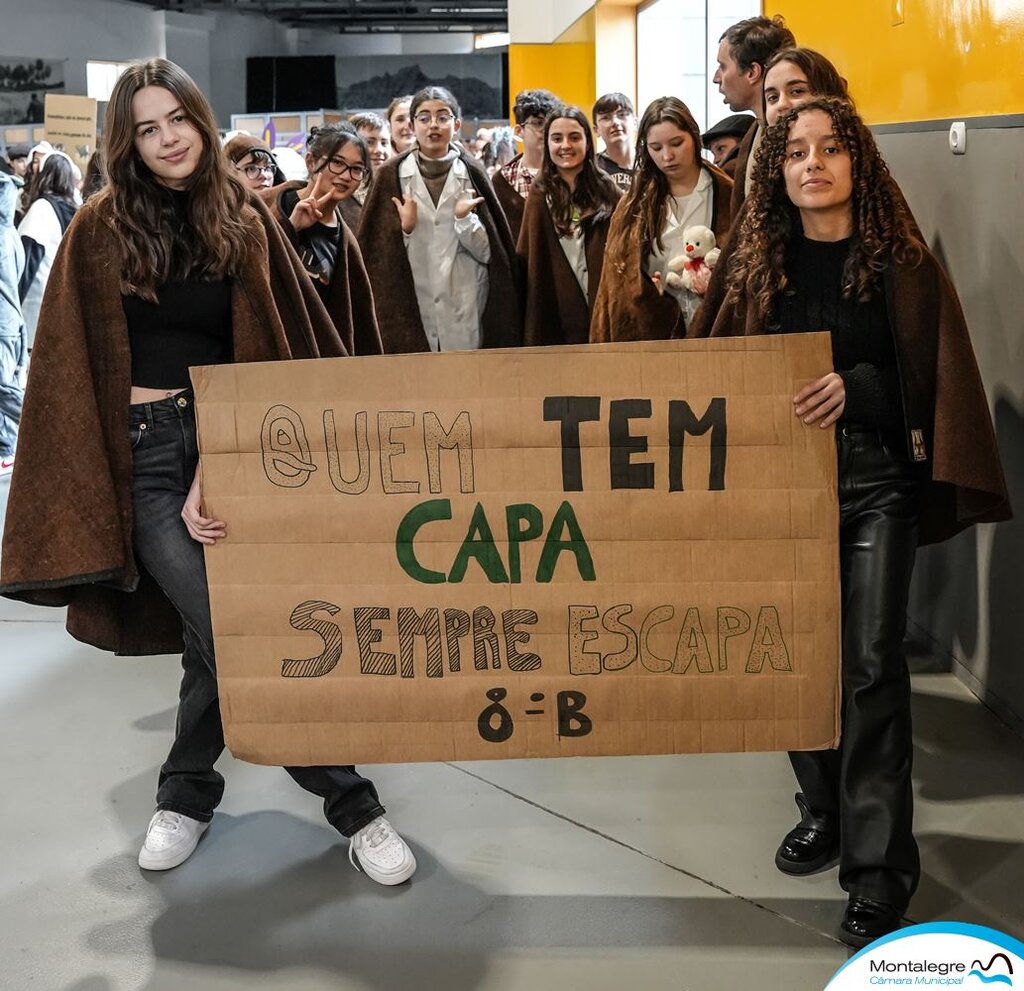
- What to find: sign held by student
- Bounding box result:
[43,93,97,174]
[193,335,841,765]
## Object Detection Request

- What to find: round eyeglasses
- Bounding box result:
[239,163,275,179]
[414,112,454,126]
[323,158,367,180]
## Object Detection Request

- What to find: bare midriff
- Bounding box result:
[129,386,188,405]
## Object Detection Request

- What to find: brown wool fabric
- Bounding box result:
[262,181,382,356]
[730,121,757,217]
[688,240,1011,546]
[355,148,522,354]
[518,183,619,347]
[590,164,734,343]
[0,191,351,655]
[492,155,526,243]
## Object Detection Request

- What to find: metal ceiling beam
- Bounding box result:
[126,0,506,16]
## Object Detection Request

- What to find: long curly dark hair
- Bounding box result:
[726,97,920,321]
[98,58,250,303]
[617,97,711,258]
[536,105,619,237]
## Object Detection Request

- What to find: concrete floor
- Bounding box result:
[2,476,1022,991]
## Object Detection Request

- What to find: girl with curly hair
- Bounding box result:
[590,97,733,342]
[519,105,621,345]
[691,97,1009,947]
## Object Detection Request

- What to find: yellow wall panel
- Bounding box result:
[508,40,597,120]
[772,1,1024,123]
[595,4,638,110]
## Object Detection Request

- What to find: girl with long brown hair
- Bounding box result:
[0,58,415,886]
[590,97,733,342]
[519,105,621,345]
[762,47,850,127]
[690,97,1009,947]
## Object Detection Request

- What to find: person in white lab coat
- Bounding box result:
[356,86,521,354]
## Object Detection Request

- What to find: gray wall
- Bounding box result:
[876,123,1024,733]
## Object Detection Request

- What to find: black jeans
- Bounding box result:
[129,391,385,837]
[789,426,922,909]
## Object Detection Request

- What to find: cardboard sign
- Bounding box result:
[43,93,96,174]
[192,335,841,766]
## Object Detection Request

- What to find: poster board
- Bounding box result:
[44,93,96,174]
[193,335,841,766]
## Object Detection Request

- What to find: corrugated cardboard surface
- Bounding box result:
[192,334,841,765]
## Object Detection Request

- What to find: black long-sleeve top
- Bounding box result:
[773,235,903,434]
[121,189,233,390]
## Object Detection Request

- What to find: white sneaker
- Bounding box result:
[348,816,416,885]
[138,810,209,870]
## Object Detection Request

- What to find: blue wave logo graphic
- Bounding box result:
[826,923,1024,989]
[969,952,1014,985]
[968,973,1012,987]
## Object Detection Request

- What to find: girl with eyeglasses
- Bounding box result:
[357,85,521,353]
[0,59,418,885]
[518,105,621,346]
[223,134,284,193]
[265,123,380,356]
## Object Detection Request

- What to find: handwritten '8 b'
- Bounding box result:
[477,687,593,743]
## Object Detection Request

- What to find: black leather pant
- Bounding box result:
[789,426,923,909]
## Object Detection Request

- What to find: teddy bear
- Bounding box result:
[664,225,721,296]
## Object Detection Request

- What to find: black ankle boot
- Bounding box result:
[840,896,903,948]
[774,793,839,875]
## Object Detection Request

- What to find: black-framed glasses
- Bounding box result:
[414,112,454,125]
[323,158,367,180]
[239,163,275,179]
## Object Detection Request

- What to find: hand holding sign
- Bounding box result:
[181,465,226,545]
[794,372,846,428]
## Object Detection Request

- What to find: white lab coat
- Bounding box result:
[558,224,589,299]
[398,152,491,352]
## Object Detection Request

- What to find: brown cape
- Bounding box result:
[518,183,619,346]
[590,164,734,343]
[688,241,1011,545]
[262,181,382,356]
[492,155,527,244]
[355,148,522,353]
[0,192,351,654]
[730,121,757,217]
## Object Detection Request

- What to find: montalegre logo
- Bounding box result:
[826,922,1024,989]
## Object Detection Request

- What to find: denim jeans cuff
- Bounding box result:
[337,804,387,838]
[155,801,216,824]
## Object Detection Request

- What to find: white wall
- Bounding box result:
[1,0,165,97]
[293,30,477,57]
[205,11,294,123]
[509,0,596,44]
[4,0,490,125]
[165,12,212,103]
